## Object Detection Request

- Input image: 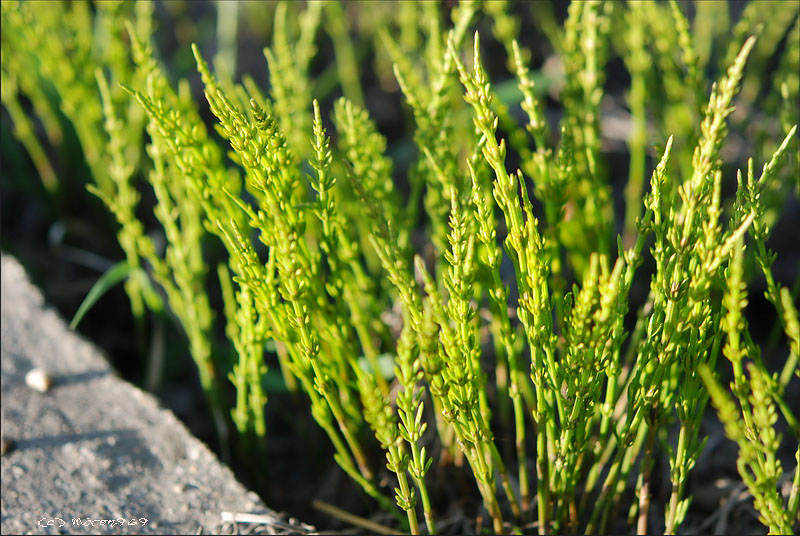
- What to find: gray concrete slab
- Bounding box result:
[1,254,314,535]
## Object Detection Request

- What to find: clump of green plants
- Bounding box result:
[2,1,798,534]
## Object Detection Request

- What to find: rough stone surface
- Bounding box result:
[1,254,313,535]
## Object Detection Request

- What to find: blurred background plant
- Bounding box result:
[1,1,798,534]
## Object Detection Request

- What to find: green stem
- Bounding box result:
[489,438,521,519]
[324,0,365,107]
[512,388,530,516]
[350,307,389,395]
[665,424,688,534]
[320,377,373,481]
[413,472,436,535]
[395,465,419,535]
[636,423,656,535]
[622,5,648,249]
[1,83,58,193]
[602,423,647,533]
[534,386,550,535]
[461,436,504,534]
[788,447,799,526]
[275,341,299,393]
[585,408,645,534]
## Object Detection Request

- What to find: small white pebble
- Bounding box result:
[25,368,53,393]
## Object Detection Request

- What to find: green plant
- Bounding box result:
[3,1,799,535]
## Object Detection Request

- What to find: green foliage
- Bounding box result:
[3,1,799,535]
[699,233,797,533]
